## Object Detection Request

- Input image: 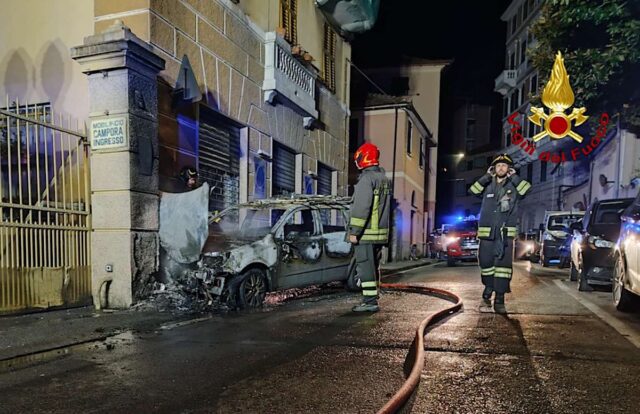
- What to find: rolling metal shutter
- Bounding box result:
[317,163,333,195]
[273,143,296,196]
[198,121,239,211]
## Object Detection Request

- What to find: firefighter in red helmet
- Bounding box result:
[348,142,391,312]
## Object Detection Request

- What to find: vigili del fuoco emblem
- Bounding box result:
[528,51,589,143]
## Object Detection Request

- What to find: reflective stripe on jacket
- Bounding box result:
[349,166,391,244]
[469,173,531,240]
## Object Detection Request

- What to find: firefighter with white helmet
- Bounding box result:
[469,153,531,314]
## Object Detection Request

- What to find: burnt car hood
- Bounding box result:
[204,234,278,274]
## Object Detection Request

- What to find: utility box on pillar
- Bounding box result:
[71,21,165,309]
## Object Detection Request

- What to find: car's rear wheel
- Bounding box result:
[569,259,578,282]
[613,255,636,312]
[238,268,268,309]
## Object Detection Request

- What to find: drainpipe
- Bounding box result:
[389,107,399,262]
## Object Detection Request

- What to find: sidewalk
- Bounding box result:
[0,307,185,362]
[0,258,439,364]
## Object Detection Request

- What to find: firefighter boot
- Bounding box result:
[352,302,380,312]
[482,285,493,304]
[494,293,507,314]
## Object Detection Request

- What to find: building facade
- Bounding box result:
[351,95,435,260]
[437,99,498,223]
[351,60,448,243]
[495,0,587,232]
[0,0,367,312]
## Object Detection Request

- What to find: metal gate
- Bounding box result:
[0,98,91,314]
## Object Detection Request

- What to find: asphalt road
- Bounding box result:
[2,260,640,413]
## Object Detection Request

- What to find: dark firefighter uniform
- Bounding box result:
[349,143,391,312]
[469,154,531,308]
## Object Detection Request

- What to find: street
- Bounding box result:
[2,260,640,413]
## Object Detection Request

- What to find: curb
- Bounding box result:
[380,260,438,276]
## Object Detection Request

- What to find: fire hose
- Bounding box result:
[376,282,463,414]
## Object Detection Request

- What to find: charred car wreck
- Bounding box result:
[174,195,359,309]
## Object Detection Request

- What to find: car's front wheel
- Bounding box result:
[613,255,636,312]
[238,268,268,309]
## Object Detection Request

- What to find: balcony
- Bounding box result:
[263,32,318,121]
[494,70,518,95]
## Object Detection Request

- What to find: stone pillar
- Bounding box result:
[71,21,165,309]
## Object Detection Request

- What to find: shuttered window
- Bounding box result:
[273,142,296,196]
[323,23,337,92]
[280,0,298,45]
[317,163,333,195]
[198,119,240,212]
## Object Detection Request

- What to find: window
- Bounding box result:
[319,208,351,257]
[466,160,473,171]
[419,138,425,169]
[323,23,337,92]
[474,157,485,169]
[487,156,493,165]
[466,119,476,139]
[455,181,467,197]
[520,39,527,65]
[406,120,413,155]
[527,163,533,181]
[503,97,509,117]
[317,163,333,195]
[411,191,417,208]
[272,142,297,196]
[198,110,240,212]
[510,16,517,35]
[280,0,298,45]
[522,1,529,20]
[540,160,547,182]
[530,74,538,96]
[509,51,516,70]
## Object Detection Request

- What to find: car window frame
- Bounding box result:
[274,206,320,239]
[317,207,348,234]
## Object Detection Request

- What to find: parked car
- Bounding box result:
[570,198,633,291]
[540,211,584,267]
[613,193,640,311]
[197,196,356,308]
[445,219,479,266]
[515,231,539,260]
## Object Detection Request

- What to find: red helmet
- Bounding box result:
[354,142,380,170]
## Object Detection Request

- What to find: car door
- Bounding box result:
[621,195,640,289]
[274,207,326,289]
[318,207,353,282]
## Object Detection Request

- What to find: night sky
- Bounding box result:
[353,0,511,104]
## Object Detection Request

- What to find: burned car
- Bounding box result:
[192,196,358,308]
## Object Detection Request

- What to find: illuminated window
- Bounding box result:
[323,23,337,92]
[280,0,297,45]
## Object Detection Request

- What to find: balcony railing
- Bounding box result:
[263,32,318,120]
[494,69,518,95]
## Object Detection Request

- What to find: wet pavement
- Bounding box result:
[1,260,640,413]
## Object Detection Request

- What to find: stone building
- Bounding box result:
[0,0,374,312]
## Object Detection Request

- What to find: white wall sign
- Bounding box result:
[91,117,127,150]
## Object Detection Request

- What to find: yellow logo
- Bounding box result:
[528,52,588,143]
